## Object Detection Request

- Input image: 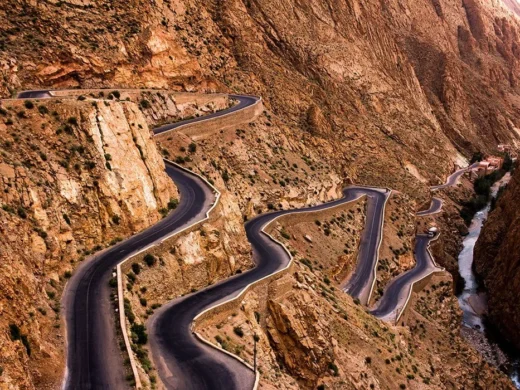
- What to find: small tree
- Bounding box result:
[144,254,156,267]
[132,263,141,275]
[130,323,148,344]
[233,326,244,337]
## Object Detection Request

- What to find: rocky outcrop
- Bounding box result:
[2,0,520,387]
[0,97,176,388]
[474,168,520,350]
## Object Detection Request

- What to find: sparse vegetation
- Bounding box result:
[233,326,244,337]
[130,323,148,344]
[144,254,156,267]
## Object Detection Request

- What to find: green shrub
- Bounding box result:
[328,362,339,376]
[132,263,141,275]
[189,142,197,153]
[140,99,151,109]
[144,254,156,267]
[167,198,179,210]
[17,207,27,219]
[470,151,484,163]
[222,170,230,182]
[233,326,244,337]
[130,323,148,344]
[24,100,34,109]
[38,105,48,115]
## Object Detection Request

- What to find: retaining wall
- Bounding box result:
[156,98,264,140]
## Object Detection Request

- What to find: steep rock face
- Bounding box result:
[0,98,176,388]
[3,0,520,191]
[474,168,520,350]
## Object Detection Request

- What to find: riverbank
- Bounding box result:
[456,173,520,387]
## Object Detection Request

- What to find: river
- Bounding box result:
[456,172,520,387]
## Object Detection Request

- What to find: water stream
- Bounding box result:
[456,172,520,387]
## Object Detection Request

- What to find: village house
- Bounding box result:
[475,155,504,176]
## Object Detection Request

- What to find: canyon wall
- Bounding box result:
[3,0,520,191]
[474,168,520,350]
[2,0,520,388]
[0,97,176,388]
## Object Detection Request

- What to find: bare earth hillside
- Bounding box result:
[1,0,520,388]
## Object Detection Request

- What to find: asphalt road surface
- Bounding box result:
[63,162,214,389]
[13,89,449,386]
[149,186,388,389]
[17,90,53,98]
[370,235,440,322]
[371,164,477,322]
[417,197,443,216]
[60,94,261,389]
[431,163,478,190]
[342,188,389,304]
[154,95,260,135]
[9,90,259,389]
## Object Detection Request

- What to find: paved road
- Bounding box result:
[11,89,260,389]
[60,94,260,389]
[342,188,389,304]
[15,89,385,388]
[417,197,443,216]
[370,235,441,322]
[17,90,53,98]
[13,88,464,385]
[154,95,260,135]
[431,163,478,190]
[59,91,256,389]
[372,164,478,322]
[63,162,214,389]
[149,186,388,389]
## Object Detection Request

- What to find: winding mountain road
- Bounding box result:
[371,165,476,322]
[63,162,215,389]
[12,89,478,389]
[60,95,260,389]
[149,187,388,389]
[342,188,389,304]
[370,234,441,322]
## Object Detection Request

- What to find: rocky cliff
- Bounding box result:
[0,97,176,388]
[474,168,520,350]
[3,0,520,191]
[2,0,520,388]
